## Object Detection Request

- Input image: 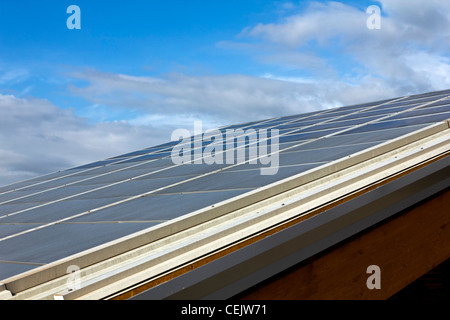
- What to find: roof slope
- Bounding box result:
[1,89,449,299]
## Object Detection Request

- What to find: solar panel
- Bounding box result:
[1,89,450,282]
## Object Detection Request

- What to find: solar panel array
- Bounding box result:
[1,89,450,281]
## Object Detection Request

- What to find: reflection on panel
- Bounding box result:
[0,198,121,224]
[156,163,321,194]
[0,222,161,264]
[0,262,39,281]
[74,175,196,200]
[343,112,450,135]
[280,142,379,166]
[71,189,247,223]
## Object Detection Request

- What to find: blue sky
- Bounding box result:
[0,0,376,116]
[0,0,450,185]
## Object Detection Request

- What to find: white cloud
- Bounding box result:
[241,1,366,47]
[0,94,166,186]
[234,0,450,93]
[68,70,330,123]
[68,67,406,122]
[381,0,450,34]
[241,0,450,49]
[0,69,29,85]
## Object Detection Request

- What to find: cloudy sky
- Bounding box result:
[0,0,449,186]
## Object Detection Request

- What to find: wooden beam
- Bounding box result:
[235,188,450,300]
